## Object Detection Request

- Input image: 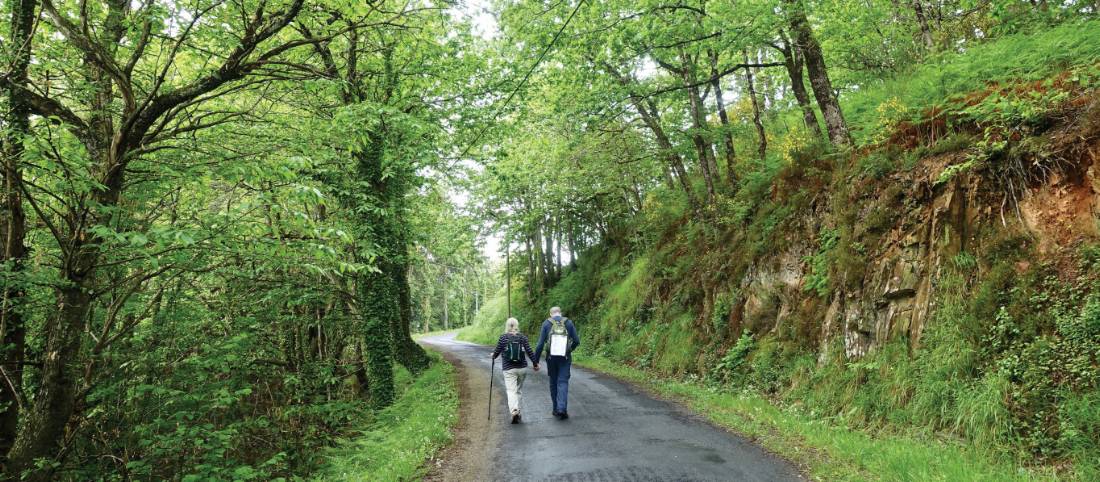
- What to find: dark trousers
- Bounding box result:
[546,356,572,413]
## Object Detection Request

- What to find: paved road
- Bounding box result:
[422,332,803,482]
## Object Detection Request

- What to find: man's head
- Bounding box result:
[549,306,562,321]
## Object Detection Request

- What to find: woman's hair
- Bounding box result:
[504,317,520,334]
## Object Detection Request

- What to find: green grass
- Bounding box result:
[457,280,544,345]
[574,354,1059,482]
[654,311,697,374]
[763,19,1100,147]
[847,19,1100,143]
[314,353,458,481]
[457,284,512,345]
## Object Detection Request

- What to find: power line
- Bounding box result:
[456,0,586,160]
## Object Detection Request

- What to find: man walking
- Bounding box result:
[534,307,580,419]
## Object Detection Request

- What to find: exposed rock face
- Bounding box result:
[736,241,808,336]
[727,124,1100,361]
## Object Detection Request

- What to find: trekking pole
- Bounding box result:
[487,357,495,421]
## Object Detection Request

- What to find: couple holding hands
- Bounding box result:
[491,307,580,424]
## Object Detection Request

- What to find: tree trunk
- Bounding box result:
[743,50,768,159]
[601,61,699,210]
[524,236,536,298]
[355,133,397,408]
[354,341,370,397]
[535,225,549,291]
[441,274,449,330]
[759,50,776,115]
[911,0,934,49]
[7,1,128,474]
[704,141,721,193]
[328,37,427,377]
[543,221,555,283]
[391,255,429,371]
[568,220,578,268]
[786,0,852,146]
[554,218,563,276]
[359,268,395,408]
[777,30,823,137]
[0,0,35,462]
[678,51,717,204]
[6,270,93,479]
[390,216,429,372]
[307,314,322,361]
[688,95,717,202]
[644,97,698,210]
[459,269,469,327]
[708,50,738,186]
[421,290,432,334]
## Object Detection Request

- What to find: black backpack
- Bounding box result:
[504,337,524,364]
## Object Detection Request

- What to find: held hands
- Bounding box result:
[532,364,540,372]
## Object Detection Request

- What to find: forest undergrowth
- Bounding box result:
[314,352,458,482]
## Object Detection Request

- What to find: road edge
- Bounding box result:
[573,357,813,481]
[420,341,498,482]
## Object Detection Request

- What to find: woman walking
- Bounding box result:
[492,318,539,423]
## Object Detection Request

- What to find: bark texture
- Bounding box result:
[0,0,36,463]
[743,50,768,159]
[777,31,823,138]
[786,0,852,146]
[707,50,738,186]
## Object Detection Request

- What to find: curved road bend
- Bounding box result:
[422,332,803,482]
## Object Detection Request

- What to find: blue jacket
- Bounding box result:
[534,318,580,362]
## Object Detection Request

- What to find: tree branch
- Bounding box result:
[124,0,307,152]
[39,0,135,111]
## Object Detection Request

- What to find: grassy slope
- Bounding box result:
[456,285,510,344]
[770,19,1100,148]
[458,283,541,345]
[461,19,1100,481]
[841,19,1100,143]
[314,353,458,481]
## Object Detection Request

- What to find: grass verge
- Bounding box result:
[574,354,1060,482]
[314,352,458,481]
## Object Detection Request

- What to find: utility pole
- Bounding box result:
[505,240,512,318]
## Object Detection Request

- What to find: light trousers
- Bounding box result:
[502,367,527,414]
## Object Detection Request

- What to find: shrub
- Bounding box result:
[802,228,839,298]
[713,331,754,386]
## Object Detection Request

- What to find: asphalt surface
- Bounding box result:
[421,332,803,482]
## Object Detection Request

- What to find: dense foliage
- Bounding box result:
[2,0,1099,479]
[0,0,492,479]
[468,0,1100,479]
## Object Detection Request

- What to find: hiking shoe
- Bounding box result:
[511,413,520,424]
[560,411,569,419]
